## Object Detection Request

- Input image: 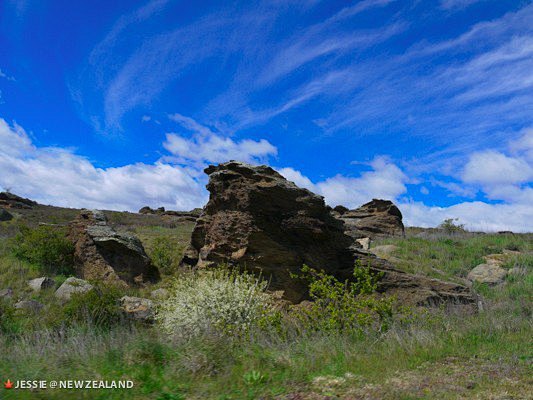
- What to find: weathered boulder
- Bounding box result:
[55,277,95,300]
[0,192,37,209]
[467,264,507,285]
[68,210,160,286]
[355,237,371,250]
[0,288,13,299]
[0,208,13,221]
[28,277,56,291]
[334,199,405,239]
[181,161,477,308]
[120,296,154,322]
[138,206,155,214]
[14,300,44,313]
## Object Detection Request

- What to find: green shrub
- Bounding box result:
[11,225,75,275]
[0,301,22,335]
[60,285,125,330]
[150,236,175,274]
[290,263,395,333]
[156,267,275,339]
[438,218,466,234]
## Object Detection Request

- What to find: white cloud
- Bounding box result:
[276,167,316,191]
[278,156,408,209]
[278,154,532,232]
[400,201,533,233]
[462,150,532,185]
[0,118,207,211]
[163,114,277,165]
[1,116,531,232]
[509,128,533,161]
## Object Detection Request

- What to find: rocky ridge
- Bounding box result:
[181,161,477,308]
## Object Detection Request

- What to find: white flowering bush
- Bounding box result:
[156,267,274,339]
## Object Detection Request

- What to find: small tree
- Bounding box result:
[438,218,466,234]
[11,225,75,275]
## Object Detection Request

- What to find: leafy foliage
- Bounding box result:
[438,218,466,234]
[60,285,125,330]
[150,236,175,274]
[11,225,75,275]
[291,263,395,333]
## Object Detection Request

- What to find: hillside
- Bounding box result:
[0,188,531,400]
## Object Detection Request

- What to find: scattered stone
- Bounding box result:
[14,300,44,313]
[120,296,154,322]
[355,237,371,250]
[0,288,13,299]
[68,210,160,286]
[467,263,507,285]
[28,277,56,291]
[181,161,477,309]
[55,277,95,300]
[335,199,405,239]
[0,208,13,221]
[150,288,169,300]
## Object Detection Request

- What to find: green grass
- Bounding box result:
[373,230,532,282]
[0,210,531,399]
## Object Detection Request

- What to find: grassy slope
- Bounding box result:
[0,207,531,399]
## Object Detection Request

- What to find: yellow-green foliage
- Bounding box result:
[156,267,275,339]
[150,236,175,274]
[292,264,395,333]
[60,285,125,330]
[11,225,74,275]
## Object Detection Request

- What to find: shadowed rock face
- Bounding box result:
[68,210,160,286]
[181,161,477,309]
[334,199,405,239]
[0,208,13,221]
[0,192,37,209]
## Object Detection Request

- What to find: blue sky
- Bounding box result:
[1,0,532,231]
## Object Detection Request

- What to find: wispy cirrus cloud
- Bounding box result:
[163,114,277,166]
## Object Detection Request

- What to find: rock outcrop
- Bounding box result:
[120,296,155,322]
[0,192,37,209]
[138,205,202,220]
[68,210,160,286]
[181,161,476,308]
[28,277,55,291]
[55,277,95,300]
[0,208,13,221]
[334,199,405,239]
[467,264,507,285]
[14,300,44,313]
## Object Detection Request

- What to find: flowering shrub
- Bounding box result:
[156,267,274,339]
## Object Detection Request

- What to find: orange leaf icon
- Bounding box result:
[4,379,13,389]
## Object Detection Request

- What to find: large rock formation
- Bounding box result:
[334,199,405,239]
[68,210,159,286]
[181,161,476,308]
[0,192,37,209]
